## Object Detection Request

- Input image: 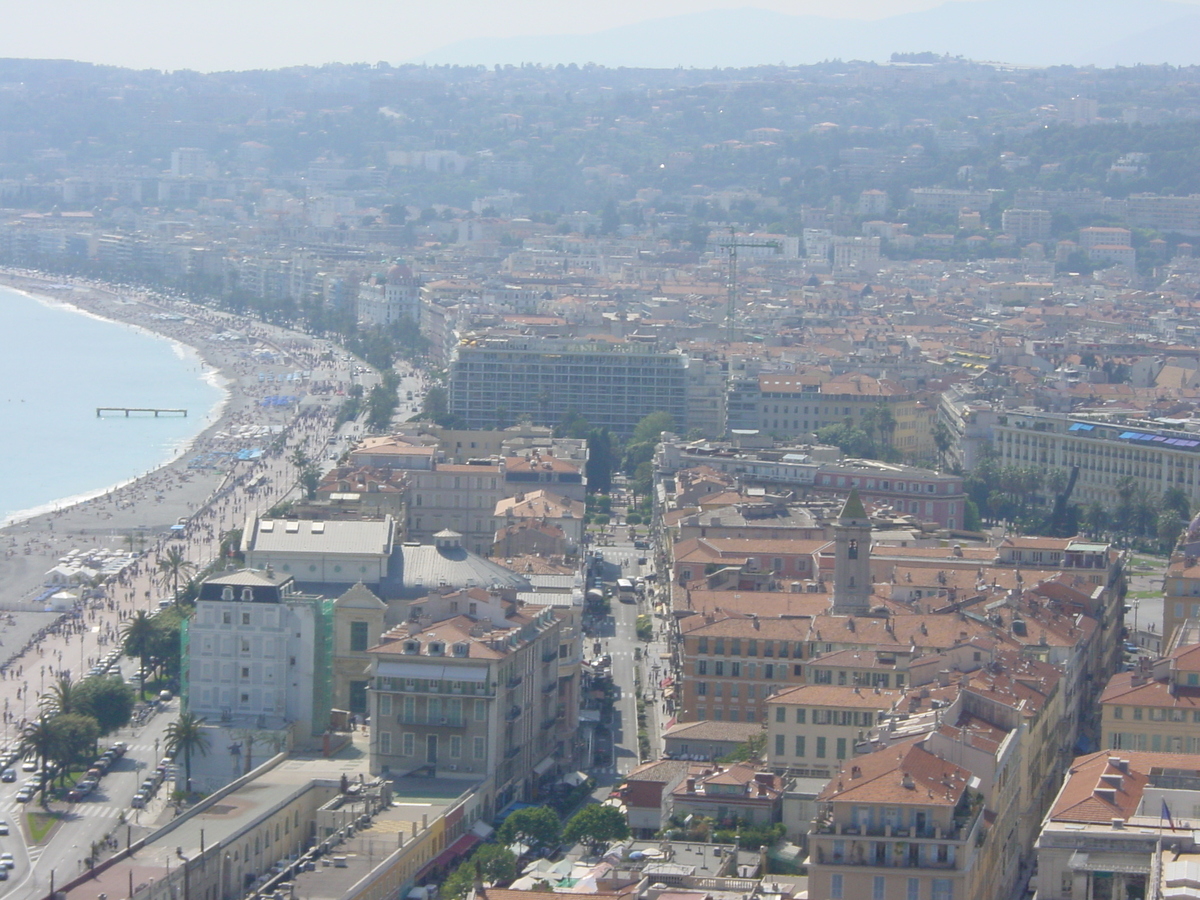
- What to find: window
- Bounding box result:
[731,662,741,677]
[697,683,708,696]
[775,707,786,723]
[1134,708,1143,720]
[698,637,708,654]
[223,611,232,625]
[932,878,953,900]
[380,731,392,754]
[795,735,805,757]
[830,874,843,900]
[796,708,806,724]
[242,612,251,626]
[908,878,920,900]
[715,662,725,677]
[474,700,487,721]
[350,622,370,652]
[241,667,250,679]
[775,735,785,756]
[698,661,708,676]
[816,737,826,758]
[449,735,462,758]
[473,737,485,759]
[837,738,847,760]
[873,876,885,900]
[402,733,415,756]
[379,695,393,716]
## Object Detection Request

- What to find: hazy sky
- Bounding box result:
[6,0,1200,72]
[0,0,970,72]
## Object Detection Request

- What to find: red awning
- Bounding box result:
[416,833,482,879]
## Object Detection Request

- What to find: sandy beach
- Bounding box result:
[0,271,363,618]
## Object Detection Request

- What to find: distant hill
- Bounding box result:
[414,0,1200,69]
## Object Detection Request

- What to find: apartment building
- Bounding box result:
[186,569,333,739]
[1001,208,1052,243]
[331,583,387,717]
[766,684,901,779]
[240,514,397,590]
[367,598,565,811]
[1164,550,1200,643]
[992,410,1200,511]
[726,372,912,439]
[1032,751,1200,900]
[677,612,811,724]
[447,335,689,437]
[908,187,993,213]
[1100,643,1200,754]
[807,737,986,900]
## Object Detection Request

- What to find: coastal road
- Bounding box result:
[0,695,178,900]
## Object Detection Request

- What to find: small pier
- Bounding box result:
[96,407,188,417]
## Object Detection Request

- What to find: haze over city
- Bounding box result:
[1,4,1200,900]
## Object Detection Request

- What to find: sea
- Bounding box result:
[0,285,227,526]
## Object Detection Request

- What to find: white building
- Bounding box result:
[240,513,396,590]
[186,569,333,741]
[357,261,421,327]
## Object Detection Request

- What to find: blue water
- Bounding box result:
[0,286,226,524]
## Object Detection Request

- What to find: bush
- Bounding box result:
[625,513,642,526]
[595,515,610,526]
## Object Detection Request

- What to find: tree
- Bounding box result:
[157,546,197,606]
[18,719,55,786]
[165,712,211,791]
[49,676,77,716]
[498,806,561,856]
[75,677,135,734]
[631,412,675,446]
[122,611,156,697]
[442,844,518,900]
[562,804,629,855]
[931,421,953,470]
[585,429,615,495]
[47,714,100,785]
[1159,509,1186,552]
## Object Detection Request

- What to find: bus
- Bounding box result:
[616,578,636,603]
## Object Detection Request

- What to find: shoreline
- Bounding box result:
[0,285,233,528]
[0,270,342,608]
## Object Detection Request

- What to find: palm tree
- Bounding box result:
[49,676,76,716]
[18,718,54,798]
[122,611,156,699]
[157,547,197,606]
[165,712,211,792]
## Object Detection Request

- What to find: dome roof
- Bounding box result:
[387,261,412,282]
[1188,510,1200,539]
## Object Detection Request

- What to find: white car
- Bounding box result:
[0,820,9,835]
[1,852,15,868]
[20,761,36,773]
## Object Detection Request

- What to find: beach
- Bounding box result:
[0,271,361,661]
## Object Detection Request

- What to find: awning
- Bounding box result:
[533,756,555,776]
[471,820,494,839]
[376,661,488,683]
[416,833,481,879]
[560,771,589,787]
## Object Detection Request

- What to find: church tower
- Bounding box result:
[832,489,872,615]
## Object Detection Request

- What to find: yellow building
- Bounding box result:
[766,683,901,780]
[808,737,986,900]
[1100,643,1200,753]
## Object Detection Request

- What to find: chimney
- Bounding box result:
[686,778,696,793]
[938,670,951,687]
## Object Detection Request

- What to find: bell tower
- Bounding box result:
[832,489,872,615]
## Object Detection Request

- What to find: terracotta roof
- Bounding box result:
[767,683,901,709]
[818,738,972,807]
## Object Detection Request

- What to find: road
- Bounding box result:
[591,517,652,778]
[0,688,178,900]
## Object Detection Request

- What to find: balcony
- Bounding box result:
[506,705,522,722]
[507,674,524,689]
[505,745,521,760]
[543,650,558,663]
[541,717,557,730]
[542,681,558,695]
[812,845,960,870]
[397,714,466,727]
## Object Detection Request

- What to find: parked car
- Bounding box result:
[0,820,10,835]
[130,792,146,809]
[1,770,14,783]
[20,760,36,772]
[2,852,15,868]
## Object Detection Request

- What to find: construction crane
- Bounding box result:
[719,226,781,342]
